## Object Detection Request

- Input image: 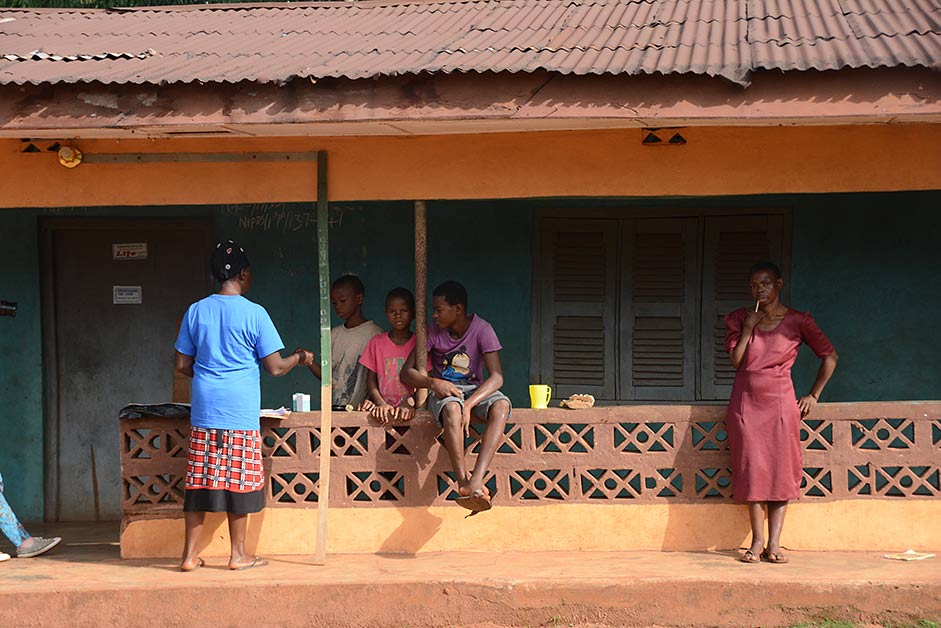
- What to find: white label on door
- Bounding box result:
[113,285,142,304]
[113,243,148,260]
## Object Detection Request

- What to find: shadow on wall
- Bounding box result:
[660,413,751,551]
[377,429,447,555]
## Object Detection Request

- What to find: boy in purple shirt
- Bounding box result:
[401,281,511,514]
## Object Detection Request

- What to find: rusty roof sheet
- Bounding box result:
[0,0,938,87]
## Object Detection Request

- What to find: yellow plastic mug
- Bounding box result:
[529,384,552,409]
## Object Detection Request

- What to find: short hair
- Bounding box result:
[433,281,468,309]
[750,261,782,280]
[332,274,365,295]
[385,287,415,311]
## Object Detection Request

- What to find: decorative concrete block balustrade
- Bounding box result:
[119,402,941,557]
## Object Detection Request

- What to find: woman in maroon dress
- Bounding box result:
[724,262,838,564]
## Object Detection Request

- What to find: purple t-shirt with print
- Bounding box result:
[428,315,502,385]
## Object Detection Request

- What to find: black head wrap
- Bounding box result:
[210,240,250,283]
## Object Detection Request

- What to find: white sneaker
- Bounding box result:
[0,552,10,562]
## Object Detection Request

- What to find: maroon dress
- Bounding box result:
[724,309,834,503]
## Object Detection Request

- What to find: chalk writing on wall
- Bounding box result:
[226,203,315,234]
[222,203,367,233]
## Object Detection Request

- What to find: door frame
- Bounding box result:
[39,216,213,521]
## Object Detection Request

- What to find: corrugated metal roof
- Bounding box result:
[0,0,938,87]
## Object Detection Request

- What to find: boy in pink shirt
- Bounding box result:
[359,288,419,423]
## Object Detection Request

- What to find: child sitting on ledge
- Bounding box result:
[401,280,511,514]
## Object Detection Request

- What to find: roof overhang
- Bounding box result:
[1,67,939,139]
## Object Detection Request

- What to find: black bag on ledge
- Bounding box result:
[118,402,191,420]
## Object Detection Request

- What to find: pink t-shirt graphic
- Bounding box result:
[359,332,417,407]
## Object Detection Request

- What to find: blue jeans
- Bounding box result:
[0,472,30,547]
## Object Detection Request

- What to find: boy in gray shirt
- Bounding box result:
[309,275,382,409]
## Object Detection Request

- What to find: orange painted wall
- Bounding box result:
[2,124,940,207]
[121,500,941,558]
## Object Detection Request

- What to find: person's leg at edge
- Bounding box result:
[746,502,765,556]
[467,400,510,496]
[766,500,788,556]
[0,476,31,549]
[0,471,61,558]
[227,512,255,569]
[440,403,471,496]
[180,510,206,571]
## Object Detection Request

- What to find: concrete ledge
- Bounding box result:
[121,500,941,558]
[4,539,940,628]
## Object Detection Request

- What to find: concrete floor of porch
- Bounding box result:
[1,521,939,627]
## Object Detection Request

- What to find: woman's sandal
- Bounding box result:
[232,556,268,571]
[739,549,760,563]
[760,549,789,564]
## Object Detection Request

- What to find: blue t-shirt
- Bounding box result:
[175,294,284,430]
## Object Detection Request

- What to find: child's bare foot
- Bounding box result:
[179,556,204,572]
[457,480,489,499]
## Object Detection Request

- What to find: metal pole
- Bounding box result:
[414,201,428,408]
[315,151,332,564]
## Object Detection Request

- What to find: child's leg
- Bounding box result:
[0,472,30,548]
[467,399,510,495]
[439,402,471,492]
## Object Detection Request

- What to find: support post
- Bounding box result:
[414,201,428,408]
[315,151,331,564]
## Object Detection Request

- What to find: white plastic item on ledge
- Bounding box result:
[292,393,311,412]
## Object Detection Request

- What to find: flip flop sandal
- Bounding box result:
[739,550,760,564]
[760,550,789,564]
[460,487,499,518]
[233,557,268,571]
[180,557,205,572]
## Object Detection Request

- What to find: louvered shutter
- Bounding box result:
[537,219,618,401]
[700,215,785,400]
[619,218,698,400]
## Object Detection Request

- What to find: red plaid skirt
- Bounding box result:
[186,427,264,493]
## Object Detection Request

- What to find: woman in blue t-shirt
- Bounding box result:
[174,240,313,572]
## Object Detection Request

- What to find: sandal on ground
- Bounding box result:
[739,549,760,563]
[0,552,10,562]
[16,536,61,558]
[180,557,205,572]
[232,556,268,571]
[760,549,789,564]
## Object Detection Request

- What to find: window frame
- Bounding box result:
[530,206,792,404]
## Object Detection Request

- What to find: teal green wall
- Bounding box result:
[1,191,937,521]
[426,201,533,404]
[789,193,941,401]
[215,200,533,407]
[0,210,45,524]
[0,201,532,521]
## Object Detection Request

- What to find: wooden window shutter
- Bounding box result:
[537,218,618,401]
[700,215,785,400]
[619,217,699,400]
